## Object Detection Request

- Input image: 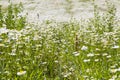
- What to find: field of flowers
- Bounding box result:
[0,1,120,80]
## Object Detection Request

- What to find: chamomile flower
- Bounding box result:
[81,46,88,51]
[87,53,94,57]
[83,59,90,62]
[112,45,119,49]
[106,55,111,58]
[17,70,26,76]
[102,53,108,56]
[94,59,99,62]
[72,52,80,56]
[110,69,117,73]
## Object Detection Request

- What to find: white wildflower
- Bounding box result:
[106,55,111,58]
[8,53,16,56]
[0,38,2,41]
[112,45,119,49]
[42,62,47,65]
[94,59,99,62]
[83,59,90,62]
[81,46,88,51]
[109,75,117,80]
[110,69,117,73]
[17,70,26,76]
[63,72,72,78]
[87,53,94,57]
[86,69,90,73]
[0,27,8,34]
[54,60,58,63]
[102,53,108,56]
[96,48,100,51]
[83,75,89,78]
[117,68,120,71]
[72,52,80,56]
[69,67,74,72]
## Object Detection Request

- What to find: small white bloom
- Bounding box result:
[106,55,111,58]
[54,60,58,63]
[17,71,26,76]
[94,59,99,62]
[0,27,8,34]
[102,53,108,56]
[86,69,90,73]
[87,53,94,57]
[69,67,74,72]
[63,72,71,78]
[117,68,120,71]
[109,75,117,80]
[83,59,90,62]
[72,52,80,56]
[8,53,16,56]
[112,45,119,49]
[110,69,117,73]
[109,78,115,80]
[42,62,47,65]
[0,38,2,41]
[81,46,88,51]
[83,75,88,78]
[96,48,100,51]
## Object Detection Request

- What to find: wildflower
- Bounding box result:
[63,72,72,78]
[109,75,117,80]
[106,55,111,58]
[117,68,120,71]
[8,53,16,56]
[0,27,8,34]
[0,44,5,47]
[110,69,117,73]
[83,75,89,78]
[69,67,74,72]
[109,78,115,80]
[96,48,100,51]
[41,62,47,65]
[81,46,88,51]
[102,53,108,56]
[17,70,26,76]
[83,59,90,62]
[54,60,58,63]
[87,53,94,57]
[72,52,80,56]
[86,69,90,73]
[0,38,2,41]
[112,45,119,49]
[94,59,99,62]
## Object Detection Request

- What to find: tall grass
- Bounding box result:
[0,2,26,30]
[0,1,120,80]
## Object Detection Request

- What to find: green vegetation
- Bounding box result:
[0,3,26,30]
[0,1,120,80]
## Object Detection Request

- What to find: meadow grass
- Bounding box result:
[0,1,120,80]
